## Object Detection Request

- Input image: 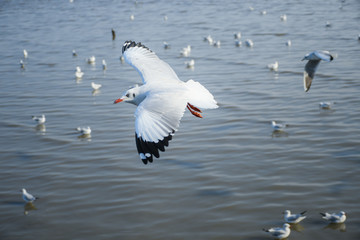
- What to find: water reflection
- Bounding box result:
[24,202,37,216]
[323,223,346,232]
[92,89,100,96]
[271,130,289,138]
[290,223,305,232]
[35,124,46,135]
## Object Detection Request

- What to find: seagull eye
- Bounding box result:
[126,93,130,98]
[133,93,136,97]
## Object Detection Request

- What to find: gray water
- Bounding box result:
[1,0,360,239]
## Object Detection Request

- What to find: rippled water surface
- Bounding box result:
[1,0,360,239]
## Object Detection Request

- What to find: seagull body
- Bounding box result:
[75,66,84,78]
[213,40,221,47]
[22,188,37,202]
[302,50,333,92]
[163,41,170,49]
[72,49,77,56]
[102,59,107,70]
[204,35,214,45]
[77,126,91,135]
[130,14,135,20]
[280,14,287,21]
[272,121,286,131]
[267,61,279,71]
[114,41,218,164]
[20,59,25,68]
[185,59,195,68]
[235,39,242,47]
[263,223,291,239]
[284,210,307,224]
[32,114,46,124]
[23,49,28,58]
[180,45,191,57]
[260,10,267,15]
[91,82,102,90]
[234,32,241,39]
[319,101,333,109]
[87,56,96,64]
[245,39,254,47]
[320,211,346,223]
[286,40,292,46]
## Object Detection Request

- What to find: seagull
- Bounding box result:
[319,101,334,109]
[325,21,332,27]
[72,49,77,57]
[163,41,170,49]
[271,121,286,131]
[284,210,307,224]
[21,188,38,203]
[75,66,84,79]
[235,39,242,47]
[114,41,218,164]
[286,40,292,46]
[263,223,291,239]
[260,10,267,15]
[102,59,107,70]
[130,14,135,21]
[234,32,241,39]
[87,56,96,64]
[320,211,346,223]
[203,35,214,45]
[213,40,221,47]
[302,50,334,92]
[280,14,287,21]
[185,59,195,68]
[32,114,46,124]
[120,55,125,63]
[112,28,116,40]
[245,39,254,47]
[77,126,91,135]
[267,61,279,71]
[23,49,28,58]
[20,59,25,68]
[180,45,191,57]
[91,82,102,90]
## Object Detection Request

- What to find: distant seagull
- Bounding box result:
[111,28,116,40]
[120,55,125,63]
[180,45,191,57]
[75,66,84,79]
[358,34,360,41]
[263,223,291,239]
[320,211,346,223]
[20,60,25,69]
[235,39,242,47]
[260,10,267,15]
[267,61,279,71]
[77,126,91,135]
[23,49,28,58]
[22,188,38,203]
[319,101,334,109]
[87,56,96,64]
[286,40,292,46]
[249,6,254,11]
[91,82,102,90]
[284,210,307,224]
[114,41,218,164]
[213,40,221,47]
[245,39,254,47]
[280,14,287,21]
[163,41,170,49]
[130,14,135,21]
[203,35,214,45]
[272,121,286,131]
[234,32,241,39]
[164,15,168,21]
[32,114,46,124]
[72,49,77,57]
[185,59,195,68]
[302,50,334,92]
[102,59,107,70]
[325,21,332,27]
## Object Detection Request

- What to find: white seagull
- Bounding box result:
[20,59,25,68]
[77,126,91,135]
[267,61,279,71]
[302,50,334,92]
[23,49,28,58]
[284,210,307,224]
[22,188,38,202]
[286,40,292,46]
[234,32,241,39]
[185,59,195,68]
[213,40,221,47]
[263,223,291,239]
[102,59,107,70]
[203,35,214,45]
[91,82,102,90]
[75,66,84,79]
[320,211,346,223]
[245,39,254,47]
[319,101,334,109]
[180,45,191,57]
[272,120,286,131]
[32,114,46,124]
[87,55,96,64]
[72,49,77,56]
[163,41,170,49]
[280,14,287,21]
[235,39,242,47]
[114,41,218,164]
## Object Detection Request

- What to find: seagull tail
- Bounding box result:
[262,228,269,232]
[319,212,326,217]
[185,79,218,110]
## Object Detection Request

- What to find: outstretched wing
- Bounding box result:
[134,90,187,164]
[314,51,333,62]
[303,60,321,92]
[122,41,181,84]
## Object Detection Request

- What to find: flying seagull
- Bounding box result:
[114,41,218,164]
[302,50,334,92]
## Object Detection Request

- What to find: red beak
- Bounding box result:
[114,98,123,104]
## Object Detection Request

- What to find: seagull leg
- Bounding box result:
[187,103,203,118]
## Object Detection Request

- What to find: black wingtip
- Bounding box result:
[320,212,326,216]
[330,55,334,61]
[301,210,307,215]
[122,40,152,54]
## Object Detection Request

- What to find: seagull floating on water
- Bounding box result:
[114,41,218,164]
[91,82,102,90]
[20,59,25,69]
[75,66,84,79]
[204,35,214,45]
[213,40,221,47]
[163,41,170,49]
[319,101,334,109]
[77,126,91,135]
[234,32,241,39]
[267,61,279,71]
[180,45,191,57]
[263,223,291,239]
[302,50,334,92]
[72,49,77,57]
[130,14,135,21]
[185,59,195,68]
[102,59,107,70]
[320,211,346,223]
[235,39,242,47]
[22,188,38,203]
[245,39,254,47]
[280,14,287,21]
[87,56,96,64]
[284,210,307,224]
[32,114,46,124]
[286,40,292,46]
[271,121,286,131]
[23,49,28,58]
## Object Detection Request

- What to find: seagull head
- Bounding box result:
[340,211,346,216]
[283,223,291,229]
[283,210,291,215]
[114,85,144,105]
[21,188,26,193]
